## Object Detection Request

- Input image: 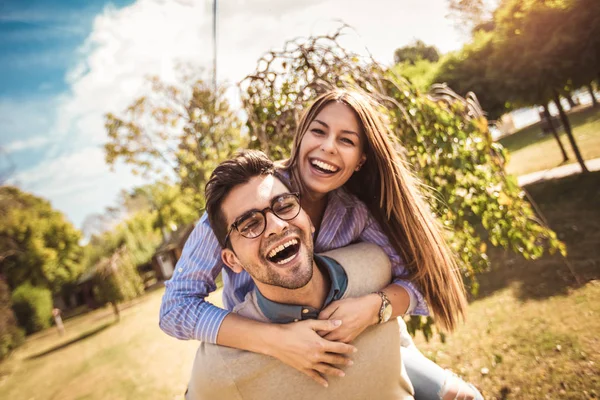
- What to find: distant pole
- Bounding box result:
[212,0,218,95]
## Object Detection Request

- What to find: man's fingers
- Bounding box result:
[309,319,342,333]
[317,302,339,320]
[322,339,357,355]
[313,362,346,378]
[303,369,329,388]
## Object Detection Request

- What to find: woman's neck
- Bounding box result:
[301,191,328,233]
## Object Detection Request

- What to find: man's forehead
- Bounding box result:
[222,175,288,223]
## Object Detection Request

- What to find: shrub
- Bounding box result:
[11,283,53,334]
[0,277,24,360]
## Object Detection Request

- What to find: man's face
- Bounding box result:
[220,175,315,290]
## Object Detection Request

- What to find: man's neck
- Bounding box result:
[258,261,330,309]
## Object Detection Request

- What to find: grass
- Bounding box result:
[499,105,600,176]
[1,173,598,400]
[0,289,223,400]
[413,171,600,399]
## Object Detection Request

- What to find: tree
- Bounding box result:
[391,59,441,93]
[11,283,53,334]
[92,246,144,321]
[394,40,440,65]
[127,181,201,240]
[437,0,599,172]
[241,26,565,311]
[104,69,245,194]
[489,0,594,173]
[82,209,162,273]
[0,187,83,295]
[0,276,24,360]
[434,31,512,120]
[447,0,498,32]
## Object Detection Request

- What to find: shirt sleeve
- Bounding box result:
[159,213,230,343]
[359,211,429,316]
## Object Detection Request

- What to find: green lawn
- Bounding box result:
[1,173,599,399]
[414,171,600,399]
[499,105,600,176]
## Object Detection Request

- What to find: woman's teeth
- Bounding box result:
[311,159,339,172]
[267,238,298,259]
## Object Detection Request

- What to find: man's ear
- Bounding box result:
[221,248,245,274]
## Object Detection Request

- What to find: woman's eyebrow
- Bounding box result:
[313,119,359,136]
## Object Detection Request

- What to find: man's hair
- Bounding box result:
[205,150,291,248]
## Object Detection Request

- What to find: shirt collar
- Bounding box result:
[255,254,348,324]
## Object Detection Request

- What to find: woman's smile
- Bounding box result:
[298,102,366,197]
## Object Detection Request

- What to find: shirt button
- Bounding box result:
[302,308,309,314]
[178,268,183,272]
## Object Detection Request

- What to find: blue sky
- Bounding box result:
[1,0,466,232]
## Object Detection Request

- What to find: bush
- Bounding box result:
[0,277,24,360]
[11,283,53,334]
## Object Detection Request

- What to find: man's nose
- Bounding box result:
[263,211,289,237]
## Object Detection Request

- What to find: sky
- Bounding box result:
[1,0,468,231]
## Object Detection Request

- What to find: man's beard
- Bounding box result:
[244,227,314,290]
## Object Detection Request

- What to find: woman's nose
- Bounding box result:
[320,135,337,154]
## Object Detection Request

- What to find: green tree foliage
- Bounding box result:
[435,31,511,120]
[0,186,83,295]
[82,210,162,272]
[393,40,440,65]
[0,277,24,360]
[92,246,144,321]
[435,0,598,171]
[104,70,245,194]
[11,283,53,334]
[241,27,565,298]
[391,59,441,93]
[128,181,201,240]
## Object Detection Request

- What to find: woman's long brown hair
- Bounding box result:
[283,89,467,331]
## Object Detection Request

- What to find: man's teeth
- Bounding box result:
[268,238,298,259]
[311,159,338,172]
[276,254,296,265]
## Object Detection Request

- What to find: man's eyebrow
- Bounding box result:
[313,119,359,136]
[232,192,291,223]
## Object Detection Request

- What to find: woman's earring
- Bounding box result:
[355,164,363,172]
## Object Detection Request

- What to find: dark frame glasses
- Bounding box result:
[224,192,301,245]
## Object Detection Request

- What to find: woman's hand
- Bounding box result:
[267,319,358,387]
[317,294,381,343]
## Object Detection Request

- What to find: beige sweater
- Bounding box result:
[186,242,414,400]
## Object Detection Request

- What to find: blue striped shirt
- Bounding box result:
[159,187,429,343]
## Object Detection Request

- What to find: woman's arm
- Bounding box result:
[218,314,357,387]
[159,213,230,342]
[318,212,428,342]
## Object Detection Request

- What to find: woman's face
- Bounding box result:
[297,102,367,197]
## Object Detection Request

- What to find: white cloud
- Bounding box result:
[10,0,465,229]
[5,136,52,153]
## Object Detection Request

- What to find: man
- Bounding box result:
[186,150,414,400]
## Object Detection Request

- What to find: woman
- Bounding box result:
[160,89,482,399]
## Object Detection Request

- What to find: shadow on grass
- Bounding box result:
[473,171,600,302]
[26,320,117,360]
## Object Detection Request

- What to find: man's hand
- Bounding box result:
[317,294,381,343]
[267,319,357,387]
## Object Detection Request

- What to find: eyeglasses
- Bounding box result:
[224,192,301,244]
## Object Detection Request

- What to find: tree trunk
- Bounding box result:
[542,105,569,163]
[566,92,578,108]
[111,302,121,322]
[588,83,598,107]
[553,90,588,173]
